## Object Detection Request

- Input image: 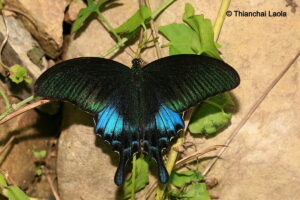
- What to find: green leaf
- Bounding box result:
[183,3,221,60]
[72,0,107,33]
[181,183,211,200]
[3,186,30,200]
[33,150,47,158]
[188,93,235,136]
[0,173,8,187]
[0,0,4,10]
[122,157,149,199]
[170,170,204,188]
[114,6,151,36]
[9,64,31,84]
[183,2,195,19]
[159,23,200,55]
[36,168,43,176]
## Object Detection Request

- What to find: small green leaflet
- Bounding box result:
[168,170,211,200]
[159,3,220,59]
[33,150,47,159]
[72,0,107,33]
[170,170,204,187]
[122,157,149,199]
[183,3,221,60]
[0,173,8,187]
[9,64,32,84]
[36,168,43,176]
[188,93,235,136]
[159,24,199,55]
[114,5,151,36]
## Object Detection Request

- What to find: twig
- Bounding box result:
[45,172,60,200]
[0,99,50,124]
[213,0,231,41]
[203,52,300,176]
[3,7,39,31]
[0,136,15,156]
[175,145,224,169]
[0,14,10,72]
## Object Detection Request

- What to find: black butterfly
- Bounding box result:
[34,54,240,185]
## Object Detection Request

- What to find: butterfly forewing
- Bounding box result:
[143,54,240,112]
[35,57,131,114]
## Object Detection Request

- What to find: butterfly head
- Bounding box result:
[132,58,142,69]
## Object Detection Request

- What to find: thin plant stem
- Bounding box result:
[96,10,122,43]
[0,95,35,120]
[213,0,231,41]
[131,155,137,200]
[145,0,162,58]
[152,0,176,20]
[101,38,128,58]
[0,86,10,109]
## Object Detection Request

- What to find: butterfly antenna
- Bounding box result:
[125,47,135,59]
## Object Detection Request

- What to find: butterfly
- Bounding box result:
[34,54,240,186]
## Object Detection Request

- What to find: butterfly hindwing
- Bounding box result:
[143,104,184,183]
[143,54,240,112]
[94,84,141,186]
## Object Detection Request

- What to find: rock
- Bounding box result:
[0,15,47,99]
[5,0,69,58]
[0,15,46,78]
[66,0,86,22]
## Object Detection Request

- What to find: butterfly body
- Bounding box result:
[34,54,240,186]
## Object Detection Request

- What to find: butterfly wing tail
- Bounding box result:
[144,105,184,183]
[94,103,140,186]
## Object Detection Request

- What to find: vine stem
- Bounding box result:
[213,0,231,41]
[152,0,176,20]
[0,95,35,121]
[154,0,231,199]
[96,10,122,43]
[0,86,10,110]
